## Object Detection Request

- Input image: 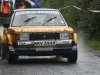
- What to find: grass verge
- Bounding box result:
[86,39,100,51]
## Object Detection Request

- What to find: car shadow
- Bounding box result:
[13,56,77,65]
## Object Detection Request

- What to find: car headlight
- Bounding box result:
[60,33,69,39]
[20,33,29,40]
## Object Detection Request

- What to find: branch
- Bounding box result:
[59,6,71,10]
[73,6,82,10]
[59,5,100,13]
[89,10,100,13]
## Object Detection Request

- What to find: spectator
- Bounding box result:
[15,0,21,9]
[2,1,10,24]
[26,0,36,8]
[18,2,25,9]
[34,3,40,8]
[2,1,10,15]
[8,0,13,14]
[0,1,2,12]
[12,0,16,9]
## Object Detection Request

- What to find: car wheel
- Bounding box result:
[7,51,18,64]
[0,42,8,59]
[68,50,78,63]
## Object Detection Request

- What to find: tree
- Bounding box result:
[43,0,100,40]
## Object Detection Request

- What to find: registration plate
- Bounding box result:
[36,47,53,51]
[34,40,56,46]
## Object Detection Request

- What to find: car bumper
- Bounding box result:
[9,48,77,56]
[9,40,77,56]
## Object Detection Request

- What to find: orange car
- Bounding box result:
[0,8,78,64]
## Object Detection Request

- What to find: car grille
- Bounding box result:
[30,33,60,40]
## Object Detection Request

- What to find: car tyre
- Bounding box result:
[0,42,8,59]
[68,50,78,63]
[7,51,18,64]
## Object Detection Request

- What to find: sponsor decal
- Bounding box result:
[63,41,71,44]
[17,41,32,45]
[72,46,77,50]
[56,40,72,44]
[9,47,15,51]
[16,11,60,15]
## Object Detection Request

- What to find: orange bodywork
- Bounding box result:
[10,26,74,33]
[0,35,6,43]
[0,34,14,43]
[0,26,77,43]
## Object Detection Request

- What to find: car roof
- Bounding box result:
[14,8,59,12]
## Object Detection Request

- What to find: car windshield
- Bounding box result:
[11,10,66,27]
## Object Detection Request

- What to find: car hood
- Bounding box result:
[10,26,74,33]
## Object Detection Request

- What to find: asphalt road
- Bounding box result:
[0,26,100,75]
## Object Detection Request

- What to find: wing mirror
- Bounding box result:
[3,24,9,28]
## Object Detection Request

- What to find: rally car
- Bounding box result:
[0,8,78,64]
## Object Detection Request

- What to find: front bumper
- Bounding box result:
[9,39,77,56]
[10,48,77,56]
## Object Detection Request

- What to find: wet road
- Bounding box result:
[0,26,100,75]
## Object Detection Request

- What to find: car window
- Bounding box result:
[11,10,66,27]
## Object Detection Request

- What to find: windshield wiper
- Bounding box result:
[19,16,37,27]
[42,17,57,25]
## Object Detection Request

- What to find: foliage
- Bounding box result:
[87,39,100,51]
[43,0,100,40]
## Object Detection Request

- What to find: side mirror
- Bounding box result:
[3,24,9,28]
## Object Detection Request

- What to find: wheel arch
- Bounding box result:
[6,34,14,43]
[0,34,7,43]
